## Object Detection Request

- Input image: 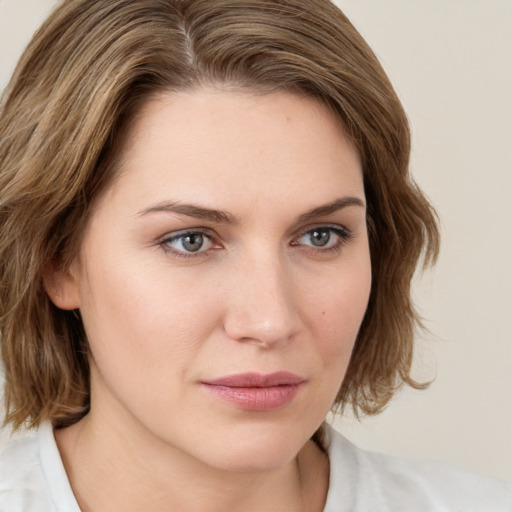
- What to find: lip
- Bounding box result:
[200,372,305,411]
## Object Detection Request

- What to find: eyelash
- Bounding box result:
[158,229,219,259]
[158,225,352,259]
[292,226,352,254]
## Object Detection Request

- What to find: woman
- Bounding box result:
[0,1,510,510]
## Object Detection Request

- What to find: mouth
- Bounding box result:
[200,372,305,411]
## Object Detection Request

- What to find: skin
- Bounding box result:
[47,89,372,512]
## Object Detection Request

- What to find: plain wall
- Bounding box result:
[1,0,511,481]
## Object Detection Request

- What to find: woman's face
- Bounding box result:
[56,89,371,471]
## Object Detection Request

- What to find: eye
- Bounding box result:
[160,231,216,255]
[294,226,351,250]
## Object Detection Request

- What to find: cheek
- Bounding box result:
[305,263,371,345]
[77,252,223,386]
[301,254,372,388]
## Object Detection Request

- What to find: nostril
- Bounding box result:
[222,268,299,347]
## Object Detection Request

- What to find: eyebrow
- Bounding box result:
[297,197,365,222]
[138,196,365,224]
[138,201,238,224]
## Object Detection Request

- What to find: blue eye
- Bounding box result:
[296,227,350,249]
[161,231,214,254]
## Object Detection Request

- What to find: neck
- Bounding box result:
[55,411,329,512]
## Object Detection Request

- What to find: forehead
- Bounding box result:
[103,88,364,217]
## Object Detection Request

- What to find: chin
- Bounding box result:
[196,422,313,473]
[208,445,300,474]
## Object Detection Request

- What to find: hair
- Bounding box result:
[0,0,439,431]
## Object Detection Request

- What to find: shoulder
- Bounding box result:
[0,423,79,512]
[323,425,512,512]
[0,426,56,511]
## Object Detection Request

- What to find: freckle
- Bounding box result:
[322,311,326,316]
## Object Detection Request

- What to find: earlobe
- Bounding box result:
[42,263,81,310]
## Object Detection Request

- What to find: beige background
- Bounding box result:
[1,0,511,481]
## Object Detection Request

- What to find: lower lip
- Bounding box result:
[201,383,302,411]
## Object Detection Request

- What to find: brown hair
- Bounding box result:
[0,0,439,430]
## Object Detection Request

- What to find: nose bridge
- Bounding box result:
[224,247,298,347]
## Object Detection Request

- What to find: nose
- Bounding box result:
[223,253,300,349]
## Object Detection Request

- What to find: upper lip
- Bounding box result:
[202,372,305,388]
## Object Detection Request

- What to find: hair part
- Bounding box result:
[0,0,439,430]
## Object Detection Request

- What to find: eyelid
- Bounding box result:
[158,228,222,257]
[291,224,352,250]
[156,223,352,259]
[293,224,351,241]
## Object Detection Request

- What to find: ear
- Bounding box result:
[42,262,81,310]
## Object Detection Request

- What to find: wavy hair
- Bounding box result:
[0,0,439,430]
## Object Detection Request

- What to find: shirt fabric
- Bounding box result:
[1,422,511,511]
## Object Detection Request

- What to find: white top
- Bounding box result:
[0,423,511,511]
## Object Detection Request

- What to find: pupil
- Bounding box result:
[183,233,204,252]
[311,230,330,246]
